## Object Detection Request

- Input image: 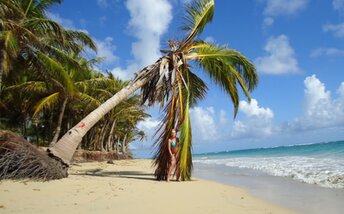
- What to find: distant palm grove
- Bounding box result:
[0,0,148,157]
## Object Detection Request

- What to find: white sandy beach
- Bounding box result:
[0,159,298,214]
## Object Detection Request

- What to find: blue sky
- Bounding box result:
[50,0,344,157]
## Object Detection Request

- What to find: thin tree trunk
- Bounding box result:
[50,97,68,147]
[122,133,127,155]
[48,77,149,165]
[107,119,116,152]
[99,120,109,152]
[116,138,120,159]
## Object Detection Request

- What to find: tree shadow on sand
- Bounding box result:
[71,168,157,181]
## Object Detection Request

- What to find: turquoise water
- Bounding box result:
[193,141,344,188]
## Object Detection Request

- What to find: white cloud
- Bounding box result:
[263,17,274,27]
[219,109,228,125]
[323,23,344,38]
[204,36,215,43]
[262,0,308,16]
[136,117,160,148]
[255,35,301,75]
[190,107,217,141]
[97,0,109,8]
[110,67,131,80]
[47,12,75,30]
[231,99,275,138]
[333,0,344,12]
[338,82,344,96]
[111,0,172,80]
[94,37,118,65]
[98,16,107,26]
[310,48,344,58]
[127,0,172,66]
[288,75,344,131]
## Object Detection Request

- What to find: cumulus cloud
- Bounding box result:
[190,107,217,141]
[333,0,344,12]
[323,23,344,38]
[136,117,160,147]
[94,37,118,65]
[255,35,301,75]
[287,75,344,131]
[110,0,172,80]
[259,0,307,27]
[262,0,308,16]
[310,48,344,57]
[231,99,275,138]
[127,0,172,66]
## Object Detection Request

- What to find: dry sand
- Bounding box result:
[0,159,298,214]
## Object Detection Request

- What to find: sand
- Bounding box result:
[0,159,298,214]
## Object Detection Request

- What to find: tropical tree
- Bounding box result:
[0,0,96,89]
[49,0,258,181]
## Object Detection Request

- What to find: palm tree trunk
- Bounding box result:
[122,133,127,155]
[48,77,149,165]
[50,97,68,147]
[107,119,116,151]
[99,120,109,151]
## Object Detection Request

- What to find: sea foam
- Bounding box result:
[193,156,344,189]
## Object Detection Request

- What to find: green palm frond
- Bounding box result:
[33,91,60,117]
[178,93,192,180]
[34,0,62,14]
[5,81,47,93]
[37,52,74,93]
[63,30,97,52]
[0,0,24,18]
[0,30,19,74]
[23,18,64,39]
[183,0,214,44]
[77,93,101,109]
[186,69,208,107]
[187,42,258,117]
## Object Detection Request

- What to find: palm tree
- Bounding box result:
[0,0,96,89]
[49,0,258,181]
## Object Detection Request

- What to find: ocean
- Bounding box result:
[193,140,344,189]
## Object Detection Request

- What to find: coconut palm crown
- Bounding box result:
[48,0,258,180]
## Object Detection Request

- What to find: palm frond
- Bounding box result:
[183,0,214,44]
[33,91,60,117]
[0,30,19,74]
[187,69,208,107]
[178,93,192,180]
[23,18,64,39]
[77,93,101,109]
[187,42,258,117]
[37,52,74,93]
[5,81,48,94]
[63,30,97,52]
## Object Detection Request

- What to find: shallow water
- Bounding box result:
[193,163,344,214]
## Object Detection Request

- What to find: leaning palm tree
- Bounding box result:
[49,0,258,180]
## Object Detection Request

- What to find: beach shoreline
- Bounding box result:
[194,163,344,214]
[0,159,298,214]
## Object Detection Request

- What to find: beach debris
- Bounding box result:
[0,130,68,180]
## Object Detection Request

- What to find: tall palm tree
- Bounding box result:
[49,0,258,181]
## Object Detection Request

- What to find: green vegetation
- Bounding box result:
[0,0,258,181]
[0,0,148,157]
